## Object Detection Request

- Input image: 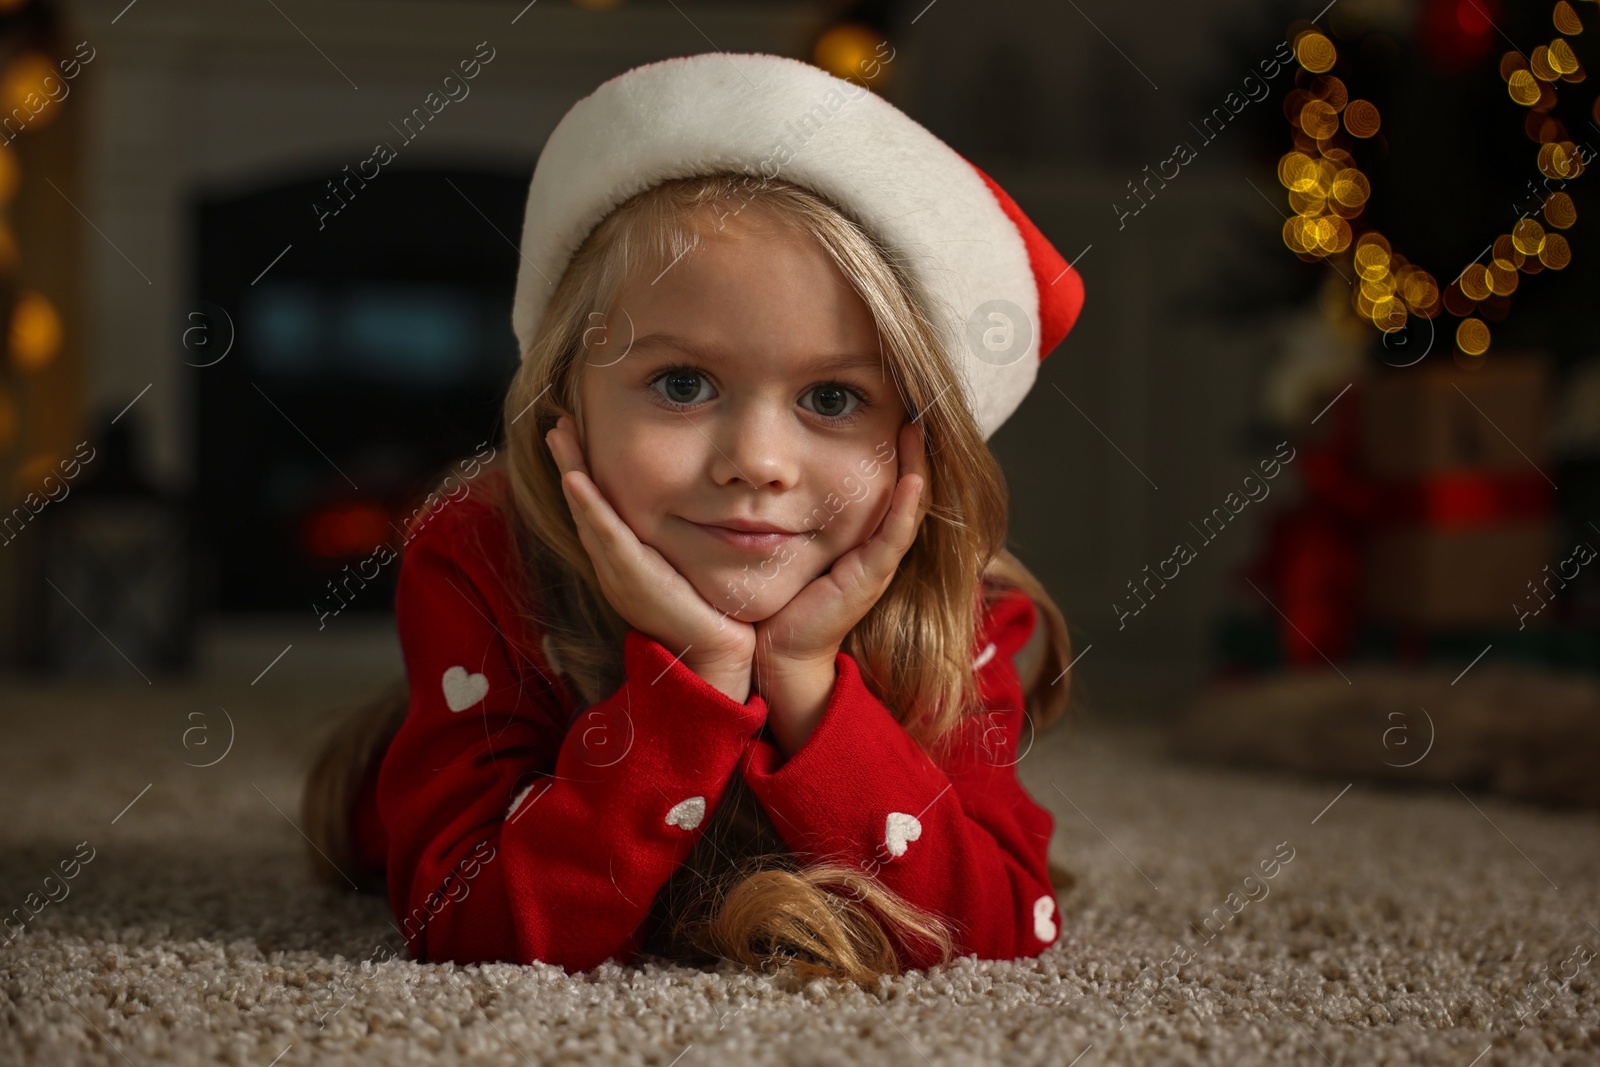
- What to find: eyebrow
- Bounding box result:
[629,333,883,375]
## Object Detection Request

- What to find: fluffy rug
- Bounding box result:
[2,663,1597,1066]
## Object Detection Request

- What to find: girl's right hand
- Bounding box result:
[545,415,757,703]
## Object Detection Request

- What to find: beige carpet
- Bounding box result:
[2,662,1598,1066]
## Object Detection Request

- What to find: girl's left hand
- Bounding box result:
[754,419,930,678]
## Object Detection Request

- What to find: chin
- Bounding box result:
[719,599,777,624]
[693,572,801,624]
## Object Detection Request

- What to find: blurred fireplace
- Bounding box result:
[195,166,526,615]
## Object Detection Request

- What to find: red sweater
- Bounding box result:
[360,470,1060,973]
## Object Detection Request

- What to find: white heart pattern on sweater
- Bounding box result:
[441,666,489,712]
[884,812,922,857]
[507,782,537,819]
[972,642,997,670]
[665,796,706,831]
[1033,894,1058,942]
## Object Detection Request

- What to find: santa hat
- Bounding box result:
[511,51,1086,441]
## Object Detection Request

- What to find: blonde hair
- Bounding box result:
[304,170,1075,989]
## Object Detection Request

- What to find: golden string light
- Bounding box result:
[1278,7,1590,361]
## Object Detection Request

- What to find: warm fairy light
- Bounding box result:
[1460,263,1492,300]
[1492,235,1524,270]
[1300,99,1340,138]
[1289,187,1326,216]
[1310,75,1349,110]
[1351,281,1375,318]
[1323,217,1352,252]
[1486,261,1519,296]
[1356,231,1391,255]
[1539,233,1572,268]
[1512,217,1548,255]
[1361,270,1396,298]
[1508,69,1542,105]
[1354,241,1390,281]
[1372,297,1407,331]
[1537,140,1583,178]
[1400,270,1440,311]
[1332,168,1370,207]
[1456,318,1491,356]
[813,24,887,85]
[1282,218,1308,253]
[1531,45,1559,81]
[1553,1,1583,35]
[1296,31,1337,73]
[1548,39,1579,75]
[1328,197,1362,221]
[1342,99,1381,137]
[0,54,62,133]
[1280,10,1583,354]
[1544,191,1577,227]
[1308,218,1330,251]
[9,290,62,372]
[1279,151,1320,191]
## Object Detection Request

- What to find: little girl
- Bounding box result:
[304,51,1086,988]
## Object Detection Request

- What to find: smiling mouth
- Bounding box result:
[688,520,806,552]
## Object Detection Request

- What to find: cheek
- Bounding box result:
[801,477,894,569]
[587,429,687,533]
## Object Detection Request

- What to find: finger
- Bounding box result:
[557,468,587,525]
[845,472,924,598]
[546,415,591,479]
[562,470,631,554]
[559,473,604,561]
[902,420,931,525]
[881,472,925,555]
[862,462,924,549]
[561,472,642,607]
[545,424,573,478]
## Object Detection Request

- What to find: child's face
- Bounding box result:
[576,208,911,623]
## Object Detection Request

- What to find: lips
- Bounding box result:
[702,518,797,535]
[688,518,803,553]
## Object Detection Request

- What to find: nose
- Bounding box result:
[706,395,802,491]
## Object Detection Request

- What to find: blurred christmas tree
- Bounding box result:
[1192,0,1600,672]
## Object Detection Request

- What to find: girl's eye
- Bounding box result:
[650,369,715,406]
[801,383,863,421]
[647,368,867,423]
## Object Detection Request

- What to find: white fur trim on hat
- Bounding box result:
[510,52,1083,441]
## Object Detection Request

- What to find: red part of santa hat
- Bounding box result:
[512,52,1086,440]
[962,156,1086,362]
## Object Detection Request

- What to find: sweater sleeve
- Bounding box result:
[738,588,1059,969]
[376,502,769,973]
